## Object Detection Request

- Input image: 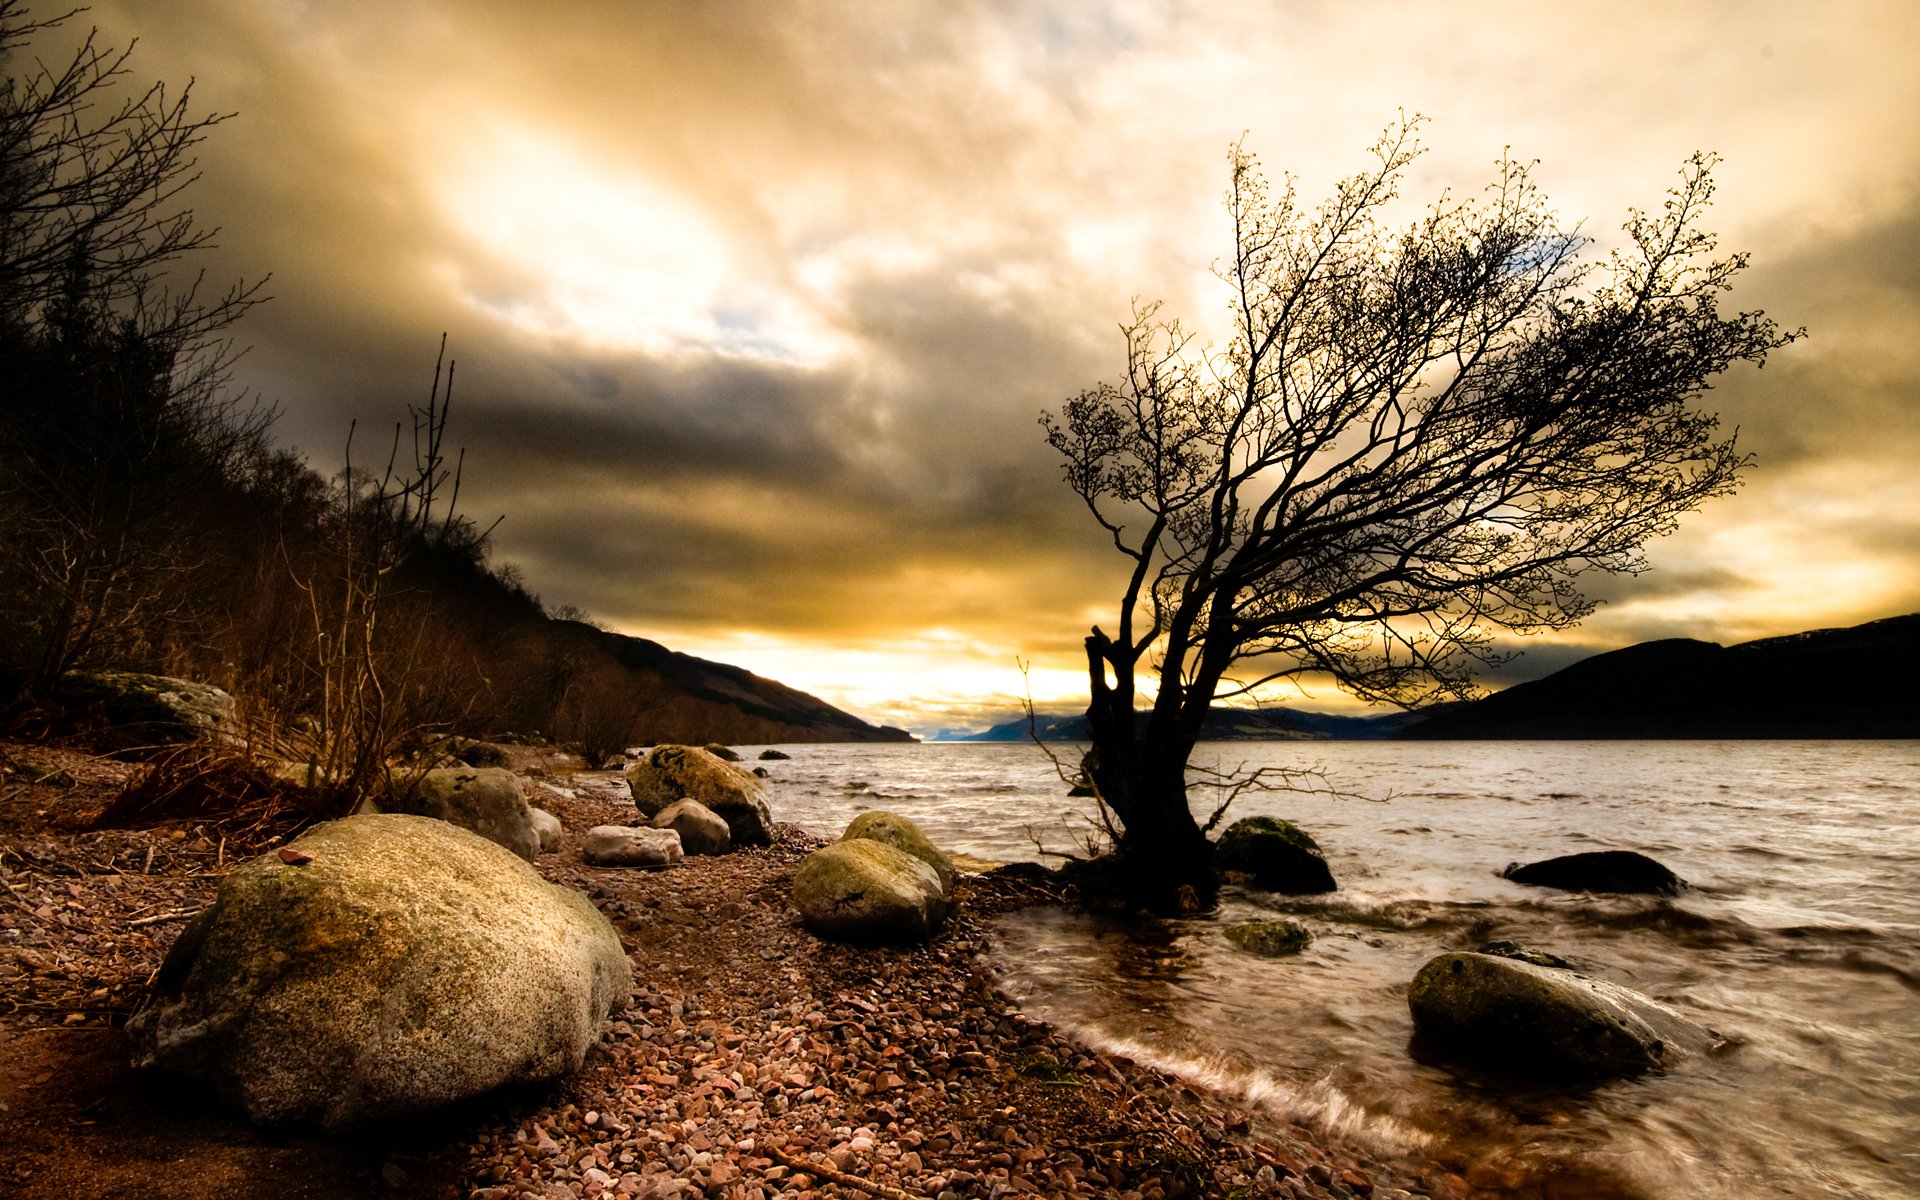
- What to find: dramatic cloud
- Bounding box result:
[50,0,1920,733]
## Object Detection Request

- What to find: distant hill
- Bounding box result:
[1401,613,1920,739]
[539,620,915,745]
[947,706,1418,742]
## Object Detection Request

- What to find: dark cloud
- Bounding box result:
[43,0,1920,731]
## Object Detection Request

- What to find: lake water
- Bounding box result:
[739,739,1920,1200]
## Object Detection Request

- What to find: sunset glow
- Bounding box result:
[70,0,1920,736]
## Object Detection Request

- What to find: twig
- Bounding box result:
[765,1144,926,1200]
[129,907,204,928]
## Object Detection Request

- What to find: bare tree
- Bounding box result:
[0,1,266,692]
[1042,118,1798,910]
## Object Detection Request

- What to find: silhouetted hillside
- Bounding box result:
[1400,614,1920,739]
[950,706,1417,742]
[539,621,913,746]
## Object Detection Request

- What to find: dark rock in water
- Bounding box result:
[1215,816,1336,894]
[1224,919,1312,957]
[1475,940,1575,970]
[703,743,742,762]
[1066,784,1096,797]
[758,749,791,760]
[1502,850,1686,896]
[1408,951,1725,1078]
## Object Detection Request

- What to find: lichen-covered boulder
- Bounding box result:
[1408,951,1724,1078]
[841,810,954,893]
[388,767,539,861]
[625,745,773,845]
[1501,850,1687,896]
[529,807,564,854]
[51,670,239,746]
[583,825,684,868]
[126,814,631,1127]
[1223,919,1312,957]
[651,799,731,856]
[1215,815,1336,894]
[792,840,948,945]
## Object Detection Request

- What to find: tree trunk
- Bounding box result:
[1081,630,1217,913]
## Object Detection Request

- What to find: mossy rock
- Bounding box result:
[791,840,947,945]
[624,745,771,845]
[1215,816,1335,894]
[1223,919,1312,957]
[841,810,954,893]
[126,814,631,1127]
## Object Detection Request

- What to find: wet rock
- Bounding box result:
[792,839,948,944]
[1407,951,1724,1077]
[758,749,791,761]
[387,768,539,861]
[1215,816,1336,894]
[1223,919,1312,957]
[1475,940,1574,969]
[841,810,955,893]
[702,743,742,762]
[530,807,565,854]
[584,825,684,868]
[127,813,631,1127]
[651,799,731,856]
[1501,850,1686,896]
[624,746,772,845]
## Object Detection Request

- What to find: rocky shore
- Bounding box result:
[1,741,1456,1200]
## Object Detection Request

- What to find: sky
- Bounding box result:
[33,0,1920,736]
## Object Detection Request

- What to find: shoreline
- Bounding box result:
[1,742,1454,1199]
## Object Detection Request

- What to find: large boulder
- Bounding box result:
[625,745,773,845]
[1502,850,1686,896]
[792,840,948,945]
[583,825,684,868]
[1408,951,1724,1078]
[1215,815,1336,894]
[388,767,539,861]
[126,814,631,1127]
[51,670,239,746]
[841,810,954,893]
[651,799,731,856]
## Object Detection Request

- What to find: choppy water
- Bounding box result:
[740,739,1920,1200]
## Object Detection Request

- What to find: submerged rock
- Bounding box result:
[1502,850,1686,896]
[651,799,731,856]
[703,743,742,762]
[583,824,684,868]
[841,810,954,893]
[792,840,948,945]
[127,814,631,1127]
[1223,919,1312,957]
[1407,951,1724,1078]
[625,745,773,845]
[758,749,791,761]
[1474,939,1575,970]
[1215,815,1336,894]
[388,768,539,861]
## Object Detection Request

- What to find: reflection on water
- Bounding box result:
[745,739,1920,1200]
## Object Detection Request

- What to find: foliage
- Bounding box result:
[0,0,267,692]
[1043,117,1798,905]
